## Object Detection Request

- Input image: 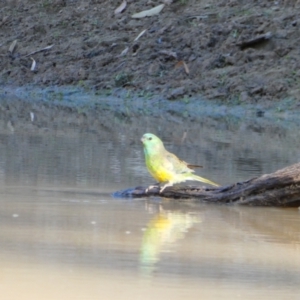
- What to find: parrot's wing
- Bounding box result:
[163,151,195,174]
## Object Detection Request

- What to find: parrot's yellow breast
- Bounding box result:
[145,157,174,183]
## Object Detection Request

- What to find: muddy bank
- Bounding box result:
[1,1,300,104]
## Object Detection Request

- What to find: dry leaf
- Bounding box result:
[7,120,14,132]
[30,57,36,71]
[159,50,177,59]
[114,0,127,15]
[175,60,190,74]
[134,29,146,42]
[8,39,17,54]
[119,47,129,56]
[30,112,35,122]
[132,4,164,18]
[182,61,189,74]
[42,45,54,51]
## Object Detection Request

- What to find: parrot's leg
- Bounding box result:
[159,182,174,193]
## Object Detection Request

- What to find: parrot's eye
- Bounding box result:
[148,137,152,140]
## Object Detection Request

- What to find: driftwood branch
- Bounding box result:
[114,163,300,207]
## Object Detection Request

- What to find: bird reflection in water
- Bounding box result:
[139,203,201,276]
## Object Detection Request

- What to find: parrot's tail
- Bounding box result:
[189,174,219,187]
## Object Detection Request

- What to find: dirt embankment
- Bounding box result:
[1,0,300,104]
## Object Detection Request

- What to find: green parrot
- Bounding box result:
[141,133,219,192]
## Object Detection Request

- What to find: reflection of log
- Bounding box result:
[114,163,300,207]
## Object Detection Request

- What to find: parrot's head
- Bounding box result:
[141,133,164,153]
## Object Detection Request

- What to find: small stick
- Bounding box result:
[237,32,272,50]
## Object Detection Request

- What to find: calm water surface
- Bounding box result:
[0,124,299,300]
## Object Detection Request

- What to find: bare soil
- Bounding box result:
[1,0,300,104]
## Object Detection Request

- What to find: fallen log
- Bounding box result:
[114,163,300,207]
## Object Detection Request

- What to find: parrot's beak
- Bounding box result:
[141,136,145,143]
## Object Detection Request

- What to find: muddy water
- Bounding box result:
[0,124,299,300]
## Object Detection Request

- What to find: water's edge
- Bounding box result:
[0,85,299,138]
